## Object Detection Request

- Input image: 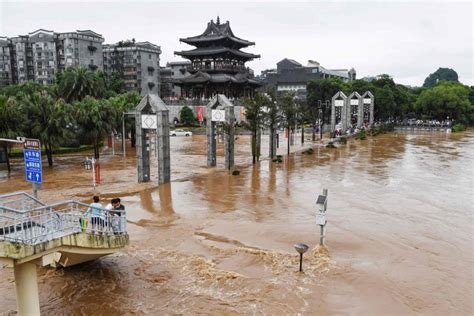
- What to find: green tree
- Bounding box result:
[75,97,114,159]
[20,91,74,166]
[423,68,459,88]
[108,71,125,95]
[307,78,344,140]
[263,90,280,159]
[108,92,141,132]
[296,98,308,144]
[279,93,298,156]
[415,81,472,124]
[0,96,25,172]
[57,66,103,102]
[242,93,267,164]
[373,85,396,121]
[372,74,396,89]
[0,81,43,98]
[180,106,196,125]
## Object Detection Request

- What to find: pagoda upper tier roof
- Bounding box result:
[175,47,260,60]
[175,71,261,86]
[180,19,255,48]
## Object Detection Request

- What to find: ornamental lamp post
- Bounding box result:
[317,100,322,140]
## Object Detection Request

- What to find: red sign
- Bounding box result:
[197,106,204,122]
[24,138,41,150]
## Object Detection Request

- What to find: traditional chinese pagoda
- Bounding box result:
[174,17,261,99]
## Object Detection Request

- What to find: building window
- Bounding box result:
[149,54,151,59]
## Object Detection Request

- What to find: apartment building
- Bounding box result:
[0,29,104,87]
[103,40,161,95]
[0,37,13,86]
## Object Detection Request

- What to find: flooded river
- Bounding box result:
[0,131,473,315]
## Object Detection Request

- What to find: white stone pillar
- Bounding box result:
[14,261,40,316]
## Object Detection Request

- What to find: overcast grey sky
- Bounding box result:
[1,0,472,86]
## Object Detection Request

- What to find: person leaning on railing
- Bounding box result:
[111,198,125,234]
[85,195,106,234]
[105,198,125,234]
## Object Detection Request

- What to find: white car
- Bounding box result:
[170,129,192,136]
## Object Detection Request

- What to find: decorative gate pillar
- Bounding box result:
[362,91,375,127]
[225,105,235,169]
[135,94,171,184]
[331,91,348,134]
[347,92,362,129]
[206,94,235,169]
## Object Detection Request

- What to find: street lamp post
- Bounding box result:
[318,100,322,140]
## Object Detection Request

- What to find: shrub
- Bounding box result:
[232,170,240,176]
[356,130,367,140]
[326,142,336,148]
[273,155,284,163]
[452,123,466,133]
[303,148,314,155]
[338,136,347,144]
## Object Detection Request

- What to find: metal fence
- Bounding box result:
[0,193,127,245]
[0,192,45,211]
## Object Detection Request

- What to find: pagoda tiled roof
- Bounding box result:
[175,47,260,60]
[179,19,255,48]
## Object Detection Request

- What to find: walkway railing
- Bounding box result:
[0,193,127,245]
[0,192,45,211]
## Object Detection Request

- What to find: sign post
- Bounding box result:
[23,138,42,198]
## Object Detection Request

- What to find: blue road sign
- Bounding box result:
[24,148,42,184]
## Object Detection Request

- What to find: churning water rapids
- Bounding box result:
[0,130,473,315]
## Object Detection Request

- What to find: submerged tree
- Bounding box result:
[21,90,73,166]
[242,93,267,164]
[279,93,298,156]
[0,96,24,172]
[307,78,343,140]
[75,97,114,159]
[262,90,280,159]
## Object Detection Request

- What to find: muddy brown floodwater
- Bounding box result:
[0,131,473,315]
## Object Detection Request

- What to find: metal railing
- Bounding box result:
[0,193,127,245]
[0,192,45,211]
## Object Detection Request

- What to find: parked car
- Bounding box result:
[170,129,192,136]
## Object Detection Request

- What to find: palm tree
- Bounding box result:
[108,92,141,147]
[57,66,102,103]
[0,96,24,172]
[75,96,114,159]
[21,90,73,166]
